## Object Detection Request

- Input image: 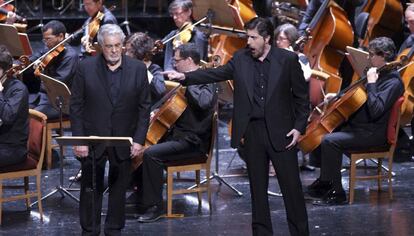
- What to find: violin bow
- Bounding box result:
[0,0,14,8]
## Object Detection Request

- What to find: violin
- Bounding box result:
[152,15,209,55]
[0,0,26,24]
[0,55,30,84]
[83,5,116,54]
[33,44,65,77]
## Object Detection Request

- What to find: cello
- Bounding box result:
[298,61,402,153]
[396,46,414,126]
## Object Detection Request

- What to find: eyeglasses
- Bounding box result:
[170,10,186,17]
[42,36,57,43]
[276,36,289,42]
[173,57,185,64]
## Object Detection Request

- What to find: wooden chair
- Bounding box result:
[348,96,404,204]
[165,112,217,218]
[0,109,47,224]
[45,117,70,169]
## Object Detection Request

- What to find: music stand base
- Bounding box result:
[30,185,79,207]
[187,171,243,196]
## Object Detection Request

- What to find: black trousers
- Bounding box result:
[79,148,130,236]
[320,126,387,189]
[243,120,309,236]
[141,139,204,207]
[0,144,27,167]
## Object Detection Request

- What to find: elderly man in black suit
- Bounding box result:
[70,24,150,235]
[164,17,310,236]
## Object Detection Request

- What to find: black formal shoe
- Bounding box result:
[313,188,347,206]
[137,205,164,223]
[306,178,332,199]
[125,191,139,206]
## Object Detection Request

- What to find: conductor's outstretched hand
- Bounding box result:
[161,71,186,81]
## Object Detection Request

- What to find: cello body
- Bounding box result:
[131,88,187,170]
[397,48,414,126]
[299,85,367,153]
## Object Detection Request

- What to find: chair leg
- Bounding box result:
[206,168,212,214]
[388,157,393,200]
[377,158,382,192]
[36,174,43,222]
[167,170,173,217]
[24,177,31,208]
[46,126,52,169]
[0,180,3,225]
[349,157,357,204]
[196,170,201,207]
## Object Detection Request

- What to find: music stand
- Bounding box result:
[192,0,244,29]
[119,0,135,36]
[55,136,133,236]
[346,46,370,77]
[0,23,27,57]
[30,73,79,207]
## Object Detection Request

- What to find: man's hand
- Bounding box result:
[130,142,145,158]
[324,93,337,103]
[161,71,186,81]
[285,129,301,149]
[0,81,3,92]
[74,146,89,158]
[367,67,379,83]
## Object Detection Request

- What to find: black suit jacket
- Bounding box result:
[70,55,151,159]
[184,47,309,151]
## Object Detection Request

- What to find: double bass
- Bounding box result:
[359,0,403,48]
[397,46,414,126]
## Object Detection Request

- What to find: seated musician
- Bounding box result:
[163,0,208,71]
[125,32,166,106]
[398,4,414,54]
[26,20,78,120]
[135,43,216,223]
[72,0,117,57]
[274,23,312,81]
[307,37,404,205]
[0,45,29,167]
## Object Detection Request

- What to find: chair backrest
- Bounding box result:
[27,109,47,168]
[205,112,218,167]
[387,96,404,145]
[355,12,370,39]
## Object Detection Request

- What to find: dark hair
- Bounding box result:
[42,20,67,36]
[368,37,396,62]
[176,43,200,64]
[0,45,12,71]
[126,32,154,61]
[244,17,274,44]
[274,23,299,46]
[168,0,193,13]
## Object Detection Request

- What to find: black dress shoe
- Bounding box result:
[313,188,347,206]
[306,178,332,199]
[137,205,164,223]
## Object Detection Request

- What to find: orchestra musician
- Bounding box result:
[307,37,404,205]
[70,24,150,235]
[163,0,208,71]
[0,45,29,167]
[398,4,414,54]
[136,43,216,223]
[0,0,18,24]
[163,17,310,236]
[73,0,117,57]
[125,32,166,106]
[27,20,78,120]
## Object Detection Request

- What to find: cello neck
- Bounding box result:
[307,0,331,31]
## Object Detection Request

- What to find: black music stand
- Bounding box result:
[55,136,133,236]
[119,0,135,36]
[0,23,26,57]
[30,73,80,207]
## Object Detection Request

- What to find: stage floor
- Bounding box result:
[1,109,414,236]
